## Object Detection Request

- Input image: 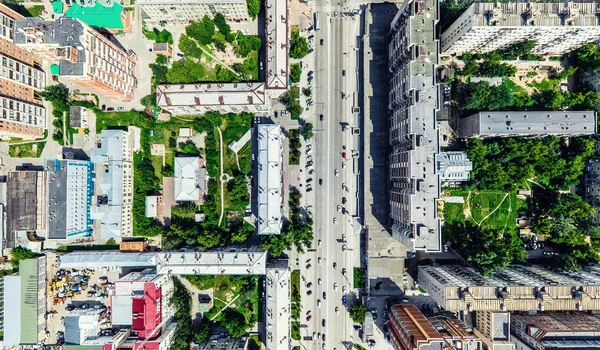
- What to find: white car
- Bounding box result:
[317,299,321,307]
[334,169,339,176]
[318,257,322,265]
[307,155,313,161]
[333,283,337,290]
[337,205,342,212]
[333,218,338,224]
[342,162,346,169]
[342,245,347,251]
[342,286,346,293]
[318,278,322,285]
[318,239,322,247]
[335,307,339,313]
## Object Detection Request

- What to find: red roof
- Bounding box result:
[131,282,162,339]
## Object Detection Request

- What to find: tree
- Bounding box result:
[214,13,231,37]
[349,303,367,323]
[155,54,168,65]
[194,316,211,344]
[290,63,302,83]
[219,308,249,338]
[302,87,312,97]
[186,16,215,45]
[141,94,156,107]
[233,33,262,57]
[290,30,309,59]
[302,123,313,141]
[39,84,69,102]
[178,34,203,59]
[246,0,260,19]
[10,246,36,268]
[212,32,227,52]
[227,175,250,210]
[167,60,206,83]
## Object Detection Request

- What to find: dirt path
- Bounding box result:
[474,193,509,227]
[209,293,242,321]
[463,191,473,220]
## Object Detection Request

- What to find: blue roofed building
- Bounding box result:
[45,159,95,239]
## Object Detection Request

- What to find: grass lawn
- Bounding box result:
[151,155,164,182]
[444,190,523,229]
[26,5,45,17]
[238,143,251,175]
[96,110,154,131]
[8,142,45,158]
[291,322,301,340]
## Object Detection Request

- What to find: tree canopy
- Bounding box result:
[246,0,260,18]
[166,60,206,83]
[290,63,302,83]
[349,303,367,323]
[10,246,36,268]
[290,29,309,59]
[186,16,215,45]
[214,13,231,38]
[178,34,203,59]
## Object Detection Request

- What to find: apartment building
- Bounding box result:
[388,0,442,252]
[511,312,600,350]
[265,262,290,350]
[91,127,140,238]
[265,0,288,92]
[459,111,597,139]
[13,17,137,101]
[474,312,515,350]
[156,83,268,115]
[418,265,600,312]
[0,3,47,139]
[256,124,283,235]
[138,0,250,24]
[389,304,482,350]
[441,2,600,55]
[585,158,600,223]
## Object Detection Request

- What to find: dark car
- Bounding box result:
[320,114,324,121]
[319,179,323,185]
[307,315,312,321]
[307,290,312,295]
[342,70,346,76]
[307,282,313,288]
[323,292,327,299]
[322,319,326,327]
[320,39,324,45]
[342,197,347,204]
[107,107,115,111]
[101,104,106,111]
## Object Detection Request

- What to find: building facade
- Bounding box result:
[474,312,515,350]
[91,128,140,238]
[14,17,137,101]
[156,83,268,115]
[138,0,250,25]
[419,264,600,312]
[388,0,442,252]
[441,2,600,55]
[255,124,283,235]
[265,0,288,92]
[459,111,597,139]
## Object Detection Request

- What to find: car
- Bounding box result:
[342,268,346,275]
[318,278,322,285]
[342,183,347,190]
[323,292,327,299]
[342,145,346,150]
[307,155,313,161]
[117,107,124,111]
[319,179,323,185]
[318,257,322,265]
[320,114,324,121]
[342,197,347,204]
[306,184,312,190]
[307,282,313,288]
[177,52,184,57]
[307,290,312,295]
[148,48,153,52]
[342,208,347,214]
[306,264,312,269]
[318,239,322,247]
[101,104,106,111]
[307,75,313,81]
[342,151,347,158]
[260,62,263,70]
[333,217,337,224]
[317,333,321,340]
[317,299,321,307]
[337,205,342,212]
[333,262,337,269]
[306,144,312,150]
[342,234,346,241]
[342,70,346,76]
[322,334,326,341]
[330,17,333,23]
[107,107,115,111]
[307,178,313,183]
[307,161,313,167]
[342,162,346,169]
[334,283,337,290]
[335,169,339,176]
[320,39,324,45]
[322,319,326,327]
[342,245,347,251]
[342,295,347,305]
[306,315,312,321]
[309,169,315,175]
[342,286,346,293]
[334,10,338,16]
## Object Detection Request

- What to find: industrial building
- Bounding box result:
[14,17,137,101]
[45,159,95,240]
[255,124,283,235]
[5,170,47,249]
[418,264,600,312]
[156,83,268,116]
[3,256,47,347]
[138,0,250,25]
[174,156,207,202]
[441,2,600,55]
[64,307,111,345]
[57,248,268,275]
[91,127,140,238]
[264,262,290,350]
[0,3,47,139]
[459,111,597,139]
[388,304,482,350]
[265,0,288,92]
[388,0,442,252]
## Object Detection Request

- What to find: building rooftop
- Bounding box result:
[256,124,283,235]
[69,106,88,129]
[460,111,597,138]
[156,83,266,110]
[57,248,268,275]
[6,171,44,249]
[265,0,287,89]
[194,334,247,350]
[265,264,290,350]
[3,275,21,347]
[45,159,94,239]
[65,3,125,29]
[436,152,473,182]
[390,304,444,350]
[64,308,109,345]
[174,157,202,202]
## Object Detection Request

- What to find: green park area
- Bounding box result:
[443,190,523,230]
[8,141,45,158]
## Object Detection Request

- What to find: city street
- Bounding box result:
[297,5,364,350]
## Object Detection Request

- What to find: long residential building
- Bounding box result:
[138,0,250,25]
[585,158,600,223]
[0,3,47,139]
[91,127,140,238]
[388,0,441,252]
[418,265,600,312]
[265,263,290,350]
[14,17,137,101]
[156,83,268,115]
[459,111,597,139]
[255,124,283,235]
[441,2,600,55]
[265,0,288,92]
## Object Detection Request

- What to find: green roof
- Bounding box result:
[20,259,39,344]
[52,1,63,14]
[50,64,60,75]
[65,2,124,29]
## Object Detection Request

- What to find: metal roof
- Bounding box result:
[174,157,202,202]
[265,0,288,89]
[256,124,283,235]
[3,275,21,347]
[264,265,290,350]
[156,83,266,110]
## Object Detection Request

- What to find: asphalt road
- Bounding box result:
[299,5,363,350]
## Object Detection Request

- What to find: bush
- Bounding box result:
[246,0,260,19]
[290,28,309,59]
[155,54,168,65]
[290,63,302,83]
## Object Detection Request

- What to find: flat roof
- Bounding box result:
[256,124,283,235]
[3,275,21,347]
[156,83,266,109]
[65,3,124,29]
[20,258,42,344]
[6,171,43,249]
[264,266,290,350]
[265,0,288,89]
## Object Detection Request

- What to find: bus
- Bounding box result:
[314,12,320,31]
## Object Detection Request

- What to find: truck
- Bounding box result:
[314,12,320,31]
